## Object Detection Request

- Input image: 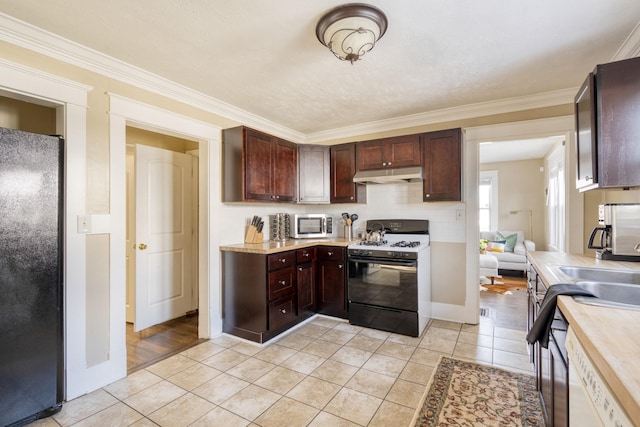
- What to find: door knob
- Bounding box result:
[138,243,148,250]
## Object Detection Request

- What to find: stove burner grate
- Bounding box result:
[390,241,421,248]
[357,240,388,246]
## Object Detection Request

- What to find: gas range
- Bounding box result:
[347,219,430,259]
[347,218,431,337]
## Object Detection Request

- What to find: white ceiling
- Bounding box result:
[479,137,563,164]
[1,1,639,141]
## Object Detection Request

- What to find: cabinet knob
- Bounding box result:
[278,280,286,285]
[327,251,333,256]
[298,267,303,271]
[338,264,343,269]
[280,258,286,263]
[382,162,387,166]
[276,195,280,199]
[388,162,392,166]
[304,253,309,257]
[350,196,354,200]
[280,309,287,314]
[425,194,431,198]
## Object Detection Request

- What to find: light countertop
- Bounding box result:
[527,251,640,424]
[219,238,352,254]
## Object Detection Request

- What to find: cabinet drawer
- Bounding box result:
[269,295,296,331]
[268,268,295,300]
[296,247,316,264]
[316,246,345,261]
[268,251,295,270]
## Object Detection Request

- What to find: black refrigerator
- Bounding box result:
[0,127,64,427]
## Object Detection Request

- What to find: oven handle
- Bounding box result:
[348,256,417,267]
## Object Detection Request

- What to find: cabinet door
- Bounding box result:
[574,73,597,190]
[540,344,553,426]
[273,138,297,202]
[356,135,421,170]
[330,143,366,203]
[297,262,316,313]
[244,129,274,201]
[356,140,386,170]
[550,340,569,427]
[423,129,461,201]
[596,57,640,188]
[387,135,422,168]
[317,260,347,318]
[298,145,330,204]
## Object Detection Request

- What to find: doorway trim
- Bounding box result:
[1,59,93,399]
[108,94,221,379]
[463,115,576,324]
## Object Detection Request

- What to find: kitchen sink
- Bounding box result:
[572,281,640,311]
[552,265,640,285]
[547,265,640,311]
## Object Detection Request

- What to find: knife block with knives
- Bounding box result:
[245,215,264,244]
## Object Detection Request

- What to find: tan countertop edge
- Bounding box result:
[219,238,352,254]
[528,251,640,424]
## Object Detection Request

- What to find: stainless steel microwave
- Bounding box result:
[292,214,334,239]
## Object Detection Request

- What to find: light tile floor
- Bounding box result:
[28,316,532,427]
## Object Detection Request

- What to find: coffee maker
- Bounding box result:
[588,203,640,261]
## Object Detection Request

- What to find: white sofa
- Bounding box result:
[480,230,535,274]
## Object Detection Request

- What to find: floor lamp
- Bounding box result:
[509,209,533,241]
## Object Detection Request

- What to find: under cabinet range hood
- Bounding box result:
[353,166,424,184]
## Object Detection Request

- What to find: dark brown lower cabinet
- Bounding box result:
[297,262,316,317]
[316,246,347,319]
[222,250,298,343]
[528,260,569,427]
[222,245,348,343]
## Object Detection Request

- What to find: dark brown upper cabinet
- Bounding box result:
[222,126,297,202]
[575,56,640,191]
[422,128,462,202]
[330,143,366,203]
[356,135,422,171]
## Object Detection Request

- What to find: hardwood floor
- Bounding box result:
[126,313,205,373]
[479,273,528,331]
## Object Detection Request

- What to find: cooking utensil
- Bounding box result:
[341,212,349,221]
[350,214,358,223]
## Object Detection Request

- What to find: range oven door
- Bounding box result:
[347,256,419,336]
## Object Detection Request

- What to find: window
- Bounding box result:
[479,170,498,232]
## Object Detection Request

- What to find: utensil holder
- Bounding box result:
[344,224,353,241]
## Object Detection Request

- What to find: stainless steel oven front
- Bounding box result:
[347,254,419,336]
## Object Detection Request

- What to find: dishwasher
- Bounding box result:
[565,328,633,426]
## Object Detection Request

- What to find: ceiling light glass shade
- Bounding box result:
[316,4,388,64]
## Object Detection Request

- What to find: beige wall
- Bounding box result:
[0,95,56,134]
[481,158,546,247]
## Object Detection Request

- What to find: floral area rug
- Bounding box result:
[411,357,544,426]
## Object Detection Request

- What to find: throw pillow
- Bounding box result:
[487,241,506,253]
[496,231,518,252]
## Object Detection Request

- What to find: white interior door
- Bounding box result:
[134,144,194,332]
[126,150,135,323]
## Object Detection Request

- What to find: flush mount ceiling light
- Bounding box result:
[316,3,388,64]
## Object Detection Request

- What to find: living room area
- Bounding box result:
[477,136,565,329]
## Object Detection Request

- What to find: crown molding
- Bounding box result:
[1,12,579,144]
[612,19,640,60]
[0,13,304,142]
[305,88,577,143]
